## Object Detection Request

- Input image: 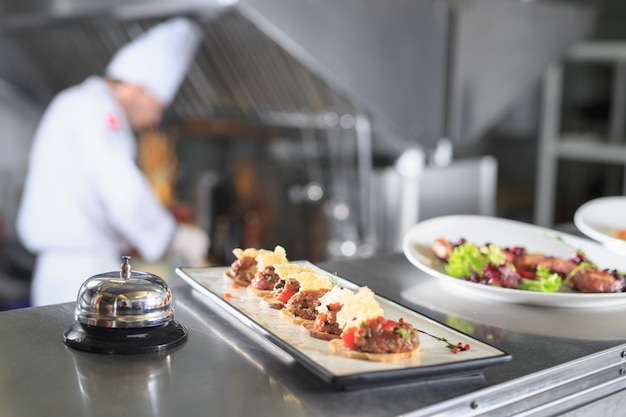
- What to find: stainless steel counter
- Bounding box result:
[1,253,626,416]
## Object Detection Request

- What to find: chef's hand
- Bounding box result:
[169,223,210,267]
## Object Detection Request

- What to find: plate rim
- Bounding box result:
[574,196,626,248]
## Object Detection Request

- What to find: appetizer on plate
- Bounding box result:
[433,237,626,293]
[324,287,421,362]
[224,247,260,286]
[225,245,287,288]
[249,246,289,292]
[279,271,335,324]
[261,263,313,308]
[303,286,354,341]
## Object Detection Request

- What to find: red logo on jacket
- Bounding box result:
[106,113,121,130]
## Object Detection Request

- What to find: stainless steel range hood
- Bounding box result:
[0,0,595,149]
[237,0,597,146]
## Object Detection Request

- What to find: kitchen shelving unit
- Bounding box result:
[534,41,626,227]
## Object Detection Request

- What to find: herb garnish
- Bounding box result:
[418,329,471,354]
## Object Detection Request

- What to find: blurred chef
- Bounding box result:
[17,17,209,307]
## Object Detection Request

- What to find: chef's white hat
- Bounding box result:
[106,17,202,105]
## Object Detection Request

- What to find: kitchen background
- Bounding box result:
[0,0,624,310]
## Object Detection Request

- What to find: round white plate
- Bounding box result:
[402,215,626,308]
[574,196,626,256]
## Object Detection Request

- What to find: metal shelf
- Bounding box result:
[557,138,626,163]
[534,42,626,227]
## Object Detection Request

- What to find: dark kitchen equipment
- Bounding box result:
[63,256,187,354]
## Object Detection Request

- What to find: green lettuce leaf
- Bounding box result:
[445,242,505,278]
[520,264,562,292]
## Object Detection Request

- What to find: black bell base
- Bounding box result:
[63,320,188,354]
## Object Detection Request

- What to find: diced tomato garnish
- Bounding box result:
[232,284,240,290]
[342,327,357,350]
[314,313,327,332]
[277,287,297,303]
[382,319,397,332]
[224,293,233,300]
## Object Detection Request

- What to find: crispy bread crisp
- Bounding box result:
[261,295,284,309]
[301,322,340,341]
[328,339,420,362]
[279,308,312,325]
[247,286,273,297]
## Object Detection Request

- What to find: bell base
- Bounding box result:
[63,320,188,354]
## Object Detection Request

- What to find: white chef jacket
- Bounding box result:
[17,76,177,306]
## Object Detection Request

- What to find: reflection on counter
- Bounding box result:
[402,277,626,341]
[176,296,311,417]
[71,350,175,417]
[445,316,508,346]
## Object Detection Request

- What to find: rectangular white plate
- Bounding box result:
[176,262,511,390]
